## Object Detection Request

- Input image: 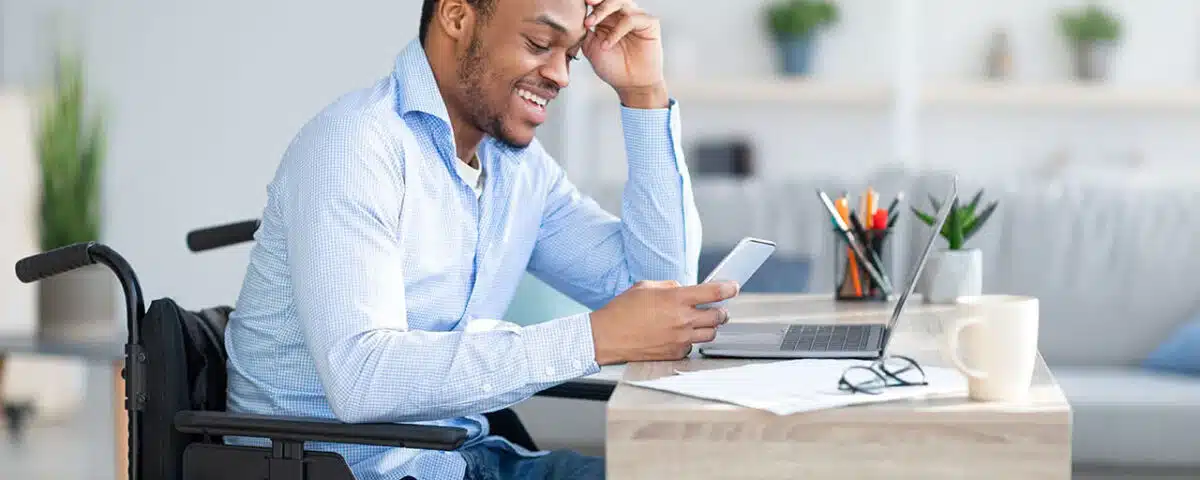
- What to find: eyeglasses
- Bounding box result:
[837,355,929,395]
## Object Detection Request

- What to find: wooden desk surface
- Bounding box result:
[606,294,1072,479]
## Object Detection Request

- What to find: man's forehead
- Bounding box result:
[501,0,590,30]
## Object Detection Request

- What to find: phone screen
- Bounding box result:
[699,238,776,308]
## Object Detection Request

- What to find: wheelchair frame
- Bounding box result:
[12,218,613,480]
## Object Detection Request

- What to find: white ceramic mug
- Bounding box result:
[944,295,1039,402]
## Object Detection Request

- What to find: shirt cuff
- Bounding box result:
[620,99,686,176]
[522,312,601,384]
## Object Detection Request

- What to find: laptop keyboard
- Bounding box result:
[780,324,874,352]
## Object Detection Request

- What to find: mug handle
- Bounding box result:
[947,316,989,379]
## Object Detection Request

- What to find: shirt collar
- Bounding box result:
[391,38,526,165]
[392,39,453,128]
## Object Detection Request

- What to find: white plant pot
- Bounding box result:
[922,248,983,304]
[37,263,120,344]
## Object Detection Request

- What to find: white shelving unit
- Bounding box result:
[587,78,892,106]
[555,0,1200,180]
[924,83,1200,110]
[582,80,1200,109]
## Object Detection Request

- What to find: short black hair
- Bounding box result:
[420,0,497,46]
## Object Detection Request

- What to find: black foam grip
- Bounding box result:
[14,242,96,283]
[186,220,259,252]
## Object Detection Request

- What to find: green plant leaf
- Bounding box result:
[36,45,104,251]
[964,201,999,241]
[945,198,964,250]
[910,206,936,227]
[927,193,943,212]
[766,0,839,37]
[966,188,985,215]
[1058,4,1121,42]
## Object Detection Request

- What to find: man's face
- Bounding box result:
[454,0,588,149]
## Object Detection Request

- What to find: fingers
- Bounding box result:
[633,279,679,290]
[690,307,729,329]
[676,281,740,306]
[584,0,632,30]
[690,327,717,344]
[602,9,651,49]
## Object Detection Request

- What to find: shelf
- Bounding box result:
[587,78,891,107]
[584,79,1200,111]
[924,83,1200,110]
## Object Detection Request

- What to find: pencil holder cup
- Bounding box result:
[833,228,891,302]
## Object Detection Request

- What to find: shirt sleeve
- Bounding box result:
[527,100,702,310]
[280,116,599,424]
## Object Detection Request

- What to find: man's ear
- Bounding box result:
[436,0,476,41]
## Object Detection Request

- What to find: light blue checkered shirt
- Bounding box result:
[223,39,701,479]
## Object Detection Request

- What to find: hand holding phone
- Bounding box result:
[698,237,776,309]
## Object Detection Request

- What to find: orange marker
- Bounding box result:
[835,196,863,296]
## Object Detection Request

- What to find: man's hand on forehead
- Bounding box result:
[577,0,666,108]
[582,0,652,49]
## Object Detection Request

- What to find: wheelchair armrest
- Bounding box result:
[534,380,614,401]
[174,410,467,451]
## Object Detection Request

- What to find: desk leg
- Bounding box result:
[114,360,127,480]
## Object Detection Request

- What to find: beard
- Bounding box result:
[457,33,530,150]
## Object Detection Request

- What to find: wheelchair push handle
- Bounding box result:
[186,219,259,252]
[14,241,98,283]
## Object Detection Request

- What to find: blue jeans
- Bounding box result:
[459,443,604,480]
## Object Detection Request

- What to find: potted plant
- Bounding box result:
[34,46,115,342]
[911,189,998,304]
[1057,4,1121,81]
[764,0,839,76]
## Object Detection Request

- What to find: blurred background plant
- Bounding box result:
[35,46,104,251]
[1057,4,1122,81]
[764,0,839,76]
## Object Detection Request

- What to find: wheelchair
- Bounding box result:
[12,219,614,480]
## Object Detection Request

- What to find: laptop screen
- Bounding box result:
[880,177,958,353]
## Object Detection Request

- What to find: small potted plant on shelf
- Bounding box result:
[1057,4,1122,82]
[911,189,998,304]
[764,0,839,77]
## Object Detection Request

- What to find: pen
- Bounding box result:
[834,195,863,296]
[873,209,888,232]
[885,192,904,225]
[865,188,878,229]
[848,211,874,293]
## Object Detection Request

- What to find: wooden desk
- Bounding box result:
[606,294,1072,479]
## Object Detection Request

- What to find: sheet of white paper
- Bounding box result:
[626,359,968,415]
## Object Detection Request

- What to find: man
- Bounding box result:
[223,0,738,478]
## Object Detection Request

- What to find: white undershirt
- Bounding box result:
[455,155,485,199]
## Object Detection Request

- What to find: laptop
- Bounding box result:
[698,177,958,360]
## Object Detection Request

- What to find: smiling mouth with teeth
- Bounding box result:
[516,88,549,109]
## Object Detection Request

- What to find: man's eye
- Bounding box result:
[527,40,551,53]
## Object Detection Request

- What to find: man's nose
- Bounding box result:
[540,54,571,90]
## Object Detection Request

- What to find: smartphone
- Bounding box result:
[698,237,776,309]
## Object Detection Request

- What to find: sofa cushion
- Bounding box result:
[1053,366,1200,466]
[1144,316,1200,375]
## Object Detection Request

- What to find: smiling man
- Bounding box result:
[222,0,732,479]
